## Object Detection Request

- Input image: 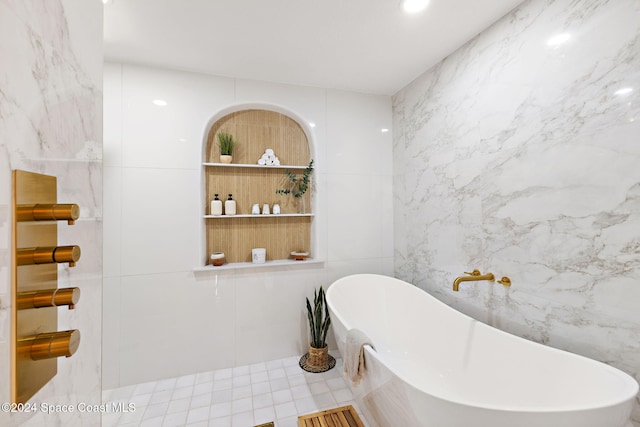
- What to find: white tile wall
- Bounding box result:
[326,90,392,176]
[104,63,124,168]
[326,174,388,261]
[120,168,200,275]
[103,166,123,277]
[103,63,393,388]
[121,66,235,170]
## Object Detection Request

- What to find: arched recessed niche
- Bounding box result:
[202,108,314,267]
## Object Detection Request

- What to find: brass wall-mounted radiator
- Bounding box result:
[11,170,82,404]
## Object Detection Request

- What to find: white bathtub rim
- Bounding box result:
[327,273,639,414]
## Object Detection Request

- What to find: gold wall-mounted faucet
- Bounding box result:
[453,269,495,291]
[12,170,82,404]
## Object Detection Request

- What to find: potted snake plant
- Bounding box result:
[300,286,335,372]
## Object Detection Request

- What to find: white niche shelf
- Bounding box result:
[203,109,313,268]
[203,162,308,169]
[203,213,313,219]
[193,258,324,272]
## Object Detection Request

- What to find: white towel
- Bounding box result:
[344,328,374,386]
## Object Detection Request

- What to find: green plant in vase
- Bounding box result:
[275,159,314,213]
[217,131,236,163]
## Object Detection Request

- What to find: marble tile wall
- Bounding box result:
[102,63,393,389]
[0,0,103,425]
[393,0,640,423]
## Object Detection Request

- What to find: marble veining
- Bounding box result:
[393,0,640,424]
[0,0,103,426]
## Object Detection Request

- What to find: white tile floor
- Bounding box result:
[102,355,368,427]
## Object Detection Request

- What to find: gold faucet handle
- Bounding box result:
[464,269,481,276]
[498,277,511,287]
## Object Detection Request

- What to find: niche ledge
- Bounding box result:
[192,258,324,273]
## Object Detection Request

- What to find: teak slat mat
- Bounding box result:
[298,405,365,427]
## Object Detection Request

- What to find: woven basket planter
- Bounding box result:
[299,345,335,373]
[309,345,328,366]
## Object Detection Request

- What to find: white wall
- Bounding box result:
[393,0,640,423]
[103,63,393,388]
[0,1,103,426]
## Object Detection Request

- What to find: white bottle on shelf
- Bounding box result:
[210,194,223,216]
[225,194,236,216]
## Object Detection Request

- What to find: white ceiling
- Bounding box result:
[103,0,524,95]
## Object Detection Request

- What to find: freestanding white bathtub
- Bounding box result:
[326,274,639,427]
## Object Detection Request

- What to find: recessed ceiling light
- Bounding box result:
[403,0,429,14]
[153,99,167,106]
[308,122,316,128]
[614,87,633,96]
[547,33,571,46]
[381,128,389,133]
[102,0,111,4]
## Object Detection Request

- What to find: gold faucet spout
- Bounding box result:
[453,270,495,291]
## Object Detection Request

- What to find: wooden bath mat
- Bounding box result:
[298,405,365,427]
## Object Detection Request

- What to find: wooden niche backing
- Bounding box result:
[204,109,312,265]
